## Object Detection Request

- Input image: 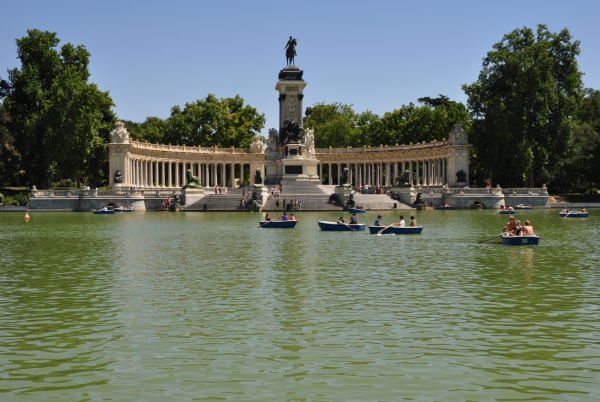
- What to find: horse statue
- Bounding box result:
[285,36,297,66]
[183,169,202,189]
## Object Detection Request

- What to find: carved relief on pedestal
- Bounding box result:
[110,121,130,144]
[249,135,265,154]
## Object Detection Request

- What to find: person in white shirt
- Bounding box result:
[397,215,405,227]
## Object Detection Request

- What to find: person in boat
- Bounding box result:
[338,216,346,224]
[409,216,417,226]
[101,206,108,211]
[264,212,272,222]
[562,206,568,213]
[281,212,289,221]
[350,213,358,224]
[502,216,517,234]
[514,220,523,235]
[581,207,587,212]
[397,215,406,227]
[290,213,296,221]
[521,220,534,235]
[374,215,383,226]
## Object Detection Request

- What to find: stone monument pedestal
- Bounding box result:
[334,185,354,195]
[250,185,270,212]
[181,188,205,206]
[391,186,416,206]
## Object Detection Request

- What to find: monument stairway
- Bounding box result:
[352,193,413,210]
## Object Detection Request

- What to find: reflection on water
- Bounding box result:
[0,210,599,400]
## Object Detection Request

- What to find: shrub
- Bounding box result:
[13,192,29,206]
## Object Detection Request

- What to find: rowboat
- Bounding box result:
[258,220,297,228]
[559,212,588,218]
[348,208,366,214]
[93,210,115,215]
[501,234,540,245]
[499,210,515,214]
[368,225,423,235]
[514,205,533,210]
[123,209,133,212]
[114,207,133,212]
[318,221,366,231]
[114,207,123,212]
[436,206,452,210]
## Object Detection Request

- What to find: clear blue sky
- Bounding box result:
[2,0,599,136]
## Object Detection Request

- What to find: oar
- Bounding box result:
[535,233,551,244]
[377,223,397,235]
[564,210,571,218]
[478,233,504,244]
[258,218,280,228]
[339,220,358,232]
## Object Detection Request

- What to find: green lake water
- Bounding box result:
[1,210,599,401]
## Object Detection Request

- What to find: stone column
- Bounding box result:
[229,163,235,188]
[240,163,244,187]
[336,163,341,185]
[328,164,332,185]
[221,163,226,188]
[213,163,217,187]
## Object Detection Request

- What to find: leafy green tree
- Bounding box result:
[551,88,600,192]
[0,103,20,185]
[162,94,265,148]
[0,29,115,188]
[304,102,363,148]
[463,24,584,187]
[376,102,470,146]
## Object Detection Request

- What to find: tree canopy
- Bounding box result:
[127,94,265,148]
[303,100,470,149]
[463,24,584,187]
[0,29,115,188]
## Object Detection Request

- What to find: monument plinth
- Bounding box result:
[265,64,320,184]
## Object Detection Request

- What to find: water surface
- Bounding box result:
[1,210,599,401]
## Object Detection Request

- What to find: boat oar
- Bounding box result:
[258,218,280,228]
[339,221,358,232]
[377,223,396,235]
[535,233,551,244]
[564,210,571,218]
[478,233,504,244]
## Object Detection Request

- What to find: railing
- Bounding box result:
[315,140,451,155]
[30,189,183,198]
[130,141,251,154]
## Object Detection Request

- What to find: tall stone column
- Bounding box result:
[240,163,244,187]
[230,163,235,188]
[337,163,341,185]
[213,163,218,187]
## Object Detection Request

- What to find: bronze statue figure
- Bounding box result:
[393,170,411,187]
[254,167,264,186]
[279,119,302,145]
[114,169,123,183]
[183,169,202,189]
[341,167,350,186]
[285,36,297,66]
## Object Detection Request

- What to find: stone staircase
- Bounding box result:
[182,183,413,211]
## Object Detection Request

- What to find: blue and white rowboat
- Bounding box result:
[559,212,588,218]
[318,221,366,231]
[368,225,423,235]
[348,208,366,214]
[93,210,115,215]
[501,234,540,245]
[499,210,515,214]
[258,220,297,228]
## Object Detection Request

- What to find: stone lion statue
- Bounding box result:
[393,170,411,187]
[183,169,202,189]
[254,167,264,186]
[268,128,279,151]
[341,167,350,186]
